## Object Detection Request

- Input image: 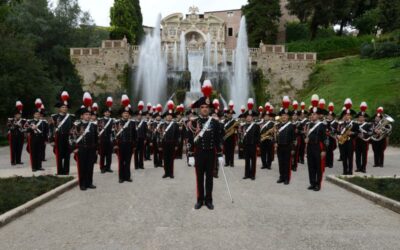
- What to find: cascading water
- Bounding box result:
[204,33,211,71]
[172,42,178,70]
[179,32,186,71]
[213,41,218,70]
[188,51,204,92]
[134,14,167,104]
[222,48,228,72]
[230,16,249,112]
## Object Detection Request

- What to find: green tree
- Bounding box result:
[354,8,380,35]
[286,0,312,23]
[242,0,282,46]
[378,0,400,33]
[110,0,144,44]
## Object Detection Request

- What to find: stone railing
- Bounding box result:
[286,52,317,61]
[70,48,101,56]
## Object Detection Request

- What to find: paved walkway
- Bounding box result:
[0,145,400,250]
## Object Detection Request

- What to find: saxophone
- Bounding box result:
[260,122,276,142]
[338,122,353,145]
[223,119,240,140]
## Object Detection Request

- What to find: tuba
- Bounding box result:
[370,114,394,141]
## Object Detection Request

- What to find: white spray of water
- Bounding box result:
[179,32,186,71]
[134,14,167,104]
[230,16,249,112]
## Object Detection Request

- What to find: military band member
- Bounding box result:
[223,100,237,167]
[371,107,391,168]
[185,107,197,167]
[151,104,163,168]
[260,103,275,169]
[276,96,296,185]
[211,103,224,178]
[98,97,114,173]
[39,103,49,162]
[175,104,185,159]
[51,91,74,175]
[188,80,223,210]
[144,103,153,161]
[7,101,26,165]
[325,102,337,168]
[297,102,308,164]
[242,98,260,180]
[26,100,47,171]
[337,98,359,175]
[159,101,180,178]
[71,95,98,191]
[134,101,147,170]
[305,103,327,191]
[291,100,300,171]
[238,105,246,159]
[114,95,137,183]
[354,102,372,173]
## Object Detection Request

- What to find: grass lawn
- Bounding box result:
[298,56,400,111]
[342,176,400,202]
[0,175,73,214]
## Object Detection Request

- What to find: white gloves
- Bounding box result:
[188,157,195,166]
[218,157,225,167]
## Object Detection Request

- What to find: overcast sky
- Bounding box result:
[50,0,247,27]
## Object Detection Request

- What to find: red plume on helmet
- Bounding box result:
[319,99,326,109]
[106,97,113,108]
[92,102,99,112]
[300,101,306,110]
[247,98,254,110]
[16,101,23,112]
[167,100,174,111]
[61,91,69,105]
[138,101,144,111]
[147,102,152,111]
[83,92,93,108]
[213,99,220,110]
[265,102,271,112]
[156,104,163,113]
[240,105,245,113]
[35,98,42,109]
[201,80,213,97]
[121,94,130,107]
[258,106,263,113]
[344,98,352,110]
[360,102,367,112]
[177,104,184,113]
[377,107,384,114]
[282,96,290,109]
[328,102,334,112]
[311,94,319,107]
[228,100,234,110]
[270,105,274,112]
[292,100,299,110]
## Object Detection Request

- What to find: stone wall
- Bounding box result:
[253,44,316,102]
[70,39,131,95]
[71,40,316,101]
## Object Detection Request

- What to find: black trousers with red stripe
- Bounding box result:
[340,140,354,175]
[355,138,369,171]
[118,142,133,181]
[29,135,43,171]
[55,133,70,175]
[195,149,215,203]
[134,138,145,169]
[162,142,175,176]
[244,144,257,178]
[76,146,96,188]
[277,144,292,182]
[298,136,305,163]
[224,136,235,166]
[371,139,386,167]
[260,140,274,168]
[9,132,24,164]
[307,143,322,187]
[326,137,336,168]
[99,138,113,171]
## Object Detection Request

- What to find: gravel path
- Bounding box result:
[0,145,400,250]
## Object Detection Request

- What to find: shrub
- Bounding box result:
[286,35,373,60]
[361,42,400,59]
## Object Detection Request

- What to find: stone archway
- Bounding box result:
[184,30,207,49]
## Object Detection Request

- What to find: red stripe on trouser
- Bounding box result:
[54,134,60,174]
[99,140,104,169]
[288,152,292,181]
[28,135,33,171]
[172,150,176,176]
[319,142,325,187]
[8,133,12,163]
[117,147,121,178]
[365,143,369,168]
[194,148,199,200]
[296,137,301,163]
[76,152,81,185]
